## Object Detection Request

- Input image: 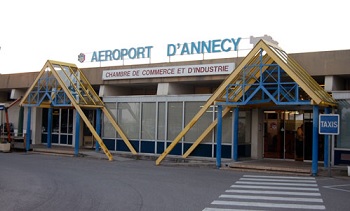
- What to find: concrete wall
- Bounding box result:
[1,50,349,93]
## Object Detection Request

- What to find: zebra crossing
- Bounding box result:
[203,175,325,210]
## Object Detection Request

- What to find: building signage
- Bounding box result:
[102,63,235,80]
[167,38,241,56]
[319,114,340,135]
[81,37,242,63]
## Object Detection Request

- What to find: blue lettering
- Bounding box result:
[191,42,200,54]
[136,47,144,58]
[91,46,153,62]
[120,49,128,60]
[221,38,231,52]
[105,50,113,61]
[129,48,136,59]
[181,43,190,55]
[91,51,98,62]
[202,41,211,53]
[113,49,120,60]
[231,37,241,51]
[211,39,221,53]
[167,44,176,56]
[144,46,153,58]
[99,51,106,61]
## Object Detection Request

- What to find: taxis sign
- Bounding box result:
[319,114,340,135]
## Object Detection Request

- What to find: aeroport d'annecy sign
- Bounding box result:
[78,37,242,63]
[102,63,235,80]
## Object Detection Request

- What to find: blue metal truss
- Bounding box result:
[222,49,311,106]
[26,74,72,107]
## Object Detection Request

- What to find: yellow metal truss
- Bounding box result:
[156,39,337,165]
[20,60,137,160]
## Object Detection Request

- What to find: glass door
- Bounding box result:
[83,109,95,148]
[264,110,303,159]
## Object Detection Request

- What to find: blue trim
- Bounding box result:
[41,134,47,143]
[47,108,52,148]
[95,109,101,151]
[141,141,155,153]
[60,135,68,144]
[233,107,239,161]
[117,139,139,152]
[214,144,231,159]
[334,150,350,165]
[103,139,116,151]
[216,105,222,168]
[26,107,31,151]
[184,143,212,157]
[222,145,231,159]
[312,105,319,176]
[68,135,73,145]
[156,141,165,154]
[52,134,59,143]
[324,107,331,168]
[74,111,80,156]
[167,142,182,155]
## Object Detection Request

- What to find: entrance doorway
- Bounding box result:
[83,110,95,148]
[263,110,304,160]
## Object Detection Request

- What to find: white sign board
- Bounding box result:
[102,63,235,80]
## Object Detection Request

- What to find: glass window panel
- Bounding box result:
[103,103,116,138]
[167,102,183,140]
[117,102,140,139]
[42,108,48,132]
[157,102,166,140]
[52,109,60,133]
[338,100,350,148]
[214,107,232,144]
[238,118,246,144]
[68,109,73,133]
[61,109,68,133]
[141,102,156,140]
[184,102,213,143]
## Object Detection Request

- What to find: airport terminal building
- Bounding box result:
[1,39,350,168]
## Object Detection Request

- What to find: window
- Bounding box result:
[117,102,140,139]
[141,103,156,140]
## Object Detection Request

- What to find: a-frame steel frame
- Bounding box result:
[20,60,137,160]
[156,40,337,165]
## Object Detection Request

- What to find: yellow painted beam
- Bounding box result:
[19,62,50,106]
[102,107,137,154]
[155,41,265,165]
[49,62,114,161]
[261,42,337,107]
[182,106,232,158]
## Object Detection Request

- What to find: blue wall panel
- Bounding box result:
[141,141,155,153]
[103,139,116,151]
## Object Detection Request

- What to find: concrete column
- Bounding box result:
[157,83,193,95]
[31,107,42,145]
[251,108,263,159]
[325,76,344,91]
[99,85,131,97]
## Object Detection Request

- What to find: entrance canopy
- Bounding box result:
[19,60,137,160]
[156,39,337,165]
[215,40,337,107]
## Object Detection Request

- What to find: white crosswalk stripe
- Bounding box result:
[203,174,326,210]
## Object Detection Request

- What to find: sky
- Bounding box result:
[0,0,349,74]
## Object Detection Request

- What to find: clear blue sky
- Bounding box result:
[0,0,349,74]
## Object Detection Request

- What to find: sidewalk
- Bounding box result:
[29,145,349,177]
